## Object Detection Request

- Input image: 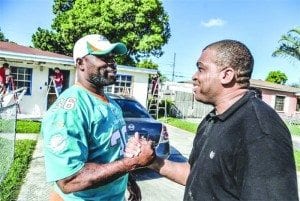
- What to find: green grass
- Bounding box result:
[160,117,198,133]
[294,150,300,171]
[16,120,41,133]
[0,140,36,201]
[287,124,300,136]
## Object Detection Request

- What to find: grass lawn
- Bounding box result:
[0,120,40,201]
[16,120,41,133]
[0,140,36,201]
[294,151,300,170]
[287,124,300,136]
[160,117,198,133]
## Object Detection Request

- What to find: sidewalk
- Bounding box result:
[16,133,300,200]
[17,134,51,201]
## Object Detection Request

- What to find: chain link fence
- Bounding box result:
[0,104,17,184]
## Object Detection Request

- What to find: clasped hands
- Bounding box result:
[125,132,155,167]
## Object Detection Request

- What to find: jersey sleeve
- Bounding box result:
[42,104,88,182]
[238,135,298,200]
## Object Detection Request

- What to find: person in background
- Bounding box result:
[0,63,9,94]
[151,74,159,97]
[42,34,155,201]
[53,67,64,95]
[127,39,298,201]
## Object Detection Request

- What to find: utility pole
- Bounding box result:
[172,53,176,82]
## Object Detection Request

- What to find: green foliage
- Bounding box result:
[272,26,300,62]
[0,140,36,201]
[265,70,288,84]
[137,59,159,69]
[0,27,9,42]
[159,117,198,133]
[16,120,41,133]
[32,0,171,66]
[32,28,69,55]
[53,0,75,14]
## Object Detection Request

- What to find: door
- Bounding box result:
[46,68,70,109]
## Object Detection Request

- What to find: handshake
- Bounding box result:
[124,132,156,169]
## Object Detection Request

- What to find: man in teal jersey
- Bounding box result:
[42,34,154,201]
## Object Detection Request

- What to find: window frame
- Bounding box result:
[104,74,133,95]
[274,95,285,111]
[10,66,32,95]
[296,97,300,112]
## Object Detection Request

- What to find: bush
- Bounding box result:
[0,140,36,201]
[16,120,41,133]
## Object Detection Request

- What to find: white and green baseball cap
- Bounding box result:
[73,34,127,63]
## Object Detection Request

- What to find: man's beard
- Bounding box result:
[89,73,116,87]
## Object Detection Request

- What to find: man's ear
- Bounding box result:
[220,67,235,84]
[76,58,85,71]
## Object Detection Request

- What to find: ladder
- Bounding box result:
[47,76,59,98]
[147,76,167,119]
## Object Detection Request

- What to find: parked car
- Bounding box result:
[108,93,170,159]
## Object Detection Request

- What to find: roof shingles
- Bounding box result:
[0,41,72,60]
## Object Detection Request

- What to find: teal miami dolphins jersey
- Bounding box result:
[42,85,128,201]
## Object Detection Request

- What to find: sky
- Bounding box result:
[0,0,299,84]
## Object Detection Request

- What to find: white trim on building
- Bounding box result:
[0,44,157,118]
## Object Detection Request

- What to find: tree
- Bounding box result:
[272,27,300,62]
[265,70,288,85]
[0,27,9,42]
[137,59,158,69]
[32,28,69,55]
[32,0,171,67]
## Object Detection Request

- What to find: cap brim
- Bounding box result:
[91,43,127,56]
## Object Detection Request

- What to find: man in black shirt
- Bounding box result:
[129,40,298,200]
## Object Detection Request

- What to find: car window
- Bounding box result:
[114,99,151,118]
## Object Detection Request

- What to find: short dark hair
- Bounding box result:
[204,40,254,88]
[54,67,60,70]
[3,63,9,67]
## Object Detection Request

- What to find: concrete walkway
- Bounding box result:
[16,132,300,200]
[16,134,51,201]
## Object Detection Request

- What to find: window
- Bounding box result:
[105,75,132,95]
[274,95,285,111]
[10,67,32,95]
[297,98,300,112]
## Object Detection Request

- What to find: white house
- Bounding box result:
[0,42,156,118]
